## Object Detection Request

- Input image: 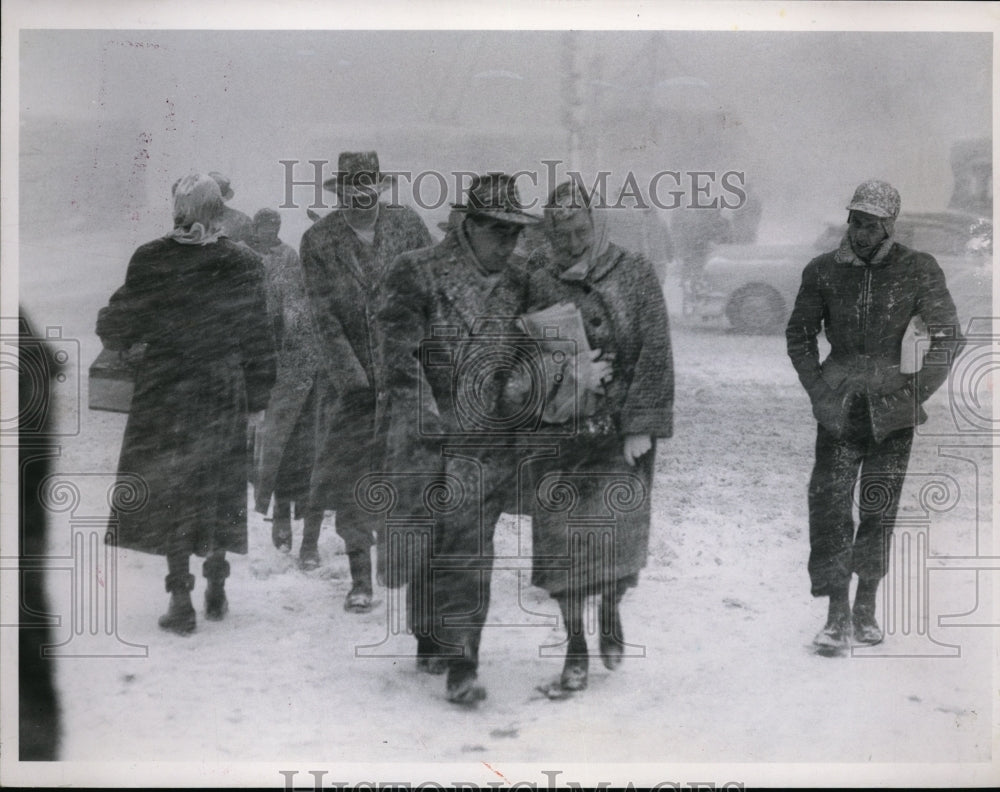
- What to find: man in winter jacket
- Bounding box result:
[786,180,966,652]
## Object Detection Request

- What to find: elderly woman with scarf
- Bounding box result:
[97,173,276,635]
[520,181,674,693]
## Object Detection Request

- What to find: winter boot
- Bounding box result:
[203,555,230,621]
[814,587,852,652]
[344,549,374,613]
[158,573,196,635]
[852,577,883,645]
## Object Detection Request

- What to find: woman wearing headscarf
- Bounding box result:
[248,208,325,568]
[97,173,276,635]
[521,180,674,693]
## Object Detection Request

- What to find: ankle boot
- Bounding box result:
[203,556,230,621]
[158,573,196,635]
[344,549,374,613]
[852,578,883,645]
[814,587,852,651]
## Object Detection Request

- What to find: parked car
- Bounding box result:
[692,210,993,334]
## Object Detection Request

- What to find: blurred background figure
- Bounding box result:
[209,171,254,245]
[97,173,275,635]
[299,150,432,612]
[18,312,61,760]
[249,208,325,566]
[670,204,731,315]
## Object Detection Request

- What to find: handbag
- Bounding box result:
[88,345,144,413]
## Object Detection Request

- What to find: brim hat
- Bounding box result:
[452,173,541,226]
[322,150,396,195]
[208,171,235,201]
[846,179,901,219]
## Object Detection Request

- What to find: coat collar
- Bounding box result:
[431,232,504,333]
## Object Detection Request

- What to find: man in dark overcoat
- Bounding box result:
[377,173,540,704]
[299,151,432,611]
[787,180,966,652]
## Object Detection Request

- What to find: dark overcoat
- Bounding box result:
[375,229,530,587]
[97,237,276,558]
[299,204,432,511]
[786,242,966,443]
[251,240,322,513]
[522,241,674,595]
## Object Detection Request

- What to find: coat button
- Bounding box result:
[590,317,602,326]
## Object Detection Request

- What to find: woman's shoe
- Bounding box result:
[344,582,373,613]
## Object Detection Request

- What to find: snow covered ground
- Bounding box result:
[17,228,997,784]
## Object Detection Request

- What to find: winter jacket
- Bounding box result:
[786,241,966,443]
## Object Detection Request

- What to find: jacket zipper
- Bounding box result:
[860,266,873,424]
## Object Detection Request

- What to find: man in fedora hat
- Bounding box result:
[208,171,253,245]
[787,179,965,654]
[299,151,432,610]
[377,173,540,704]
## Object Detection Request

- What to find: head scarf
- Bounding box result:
[170,173,224,246]
[543,181,611,281]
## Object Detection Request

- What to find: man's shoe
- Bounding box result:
[813,619,851,652]
[852,612,883,646]
[416,656,448,675]
[298,547,321,571]
[271,518,292,553]
[446,669,487,705]
[344,582,373,613]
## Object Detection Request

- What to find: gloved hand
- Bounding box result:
[623,434,652,466]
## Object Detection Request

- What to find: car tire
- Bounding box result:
[726,284,786,335]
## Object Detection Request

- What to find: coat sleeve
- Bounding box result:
[913,252,967,403]
[620,257,674,438]
[96,244,158,351]
[299,226,371,397]
[785,259,828,400]
[377,254,443,440]
[234,250,277,413]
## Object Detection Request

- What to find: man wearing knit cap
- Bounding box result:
[787,179,966,653]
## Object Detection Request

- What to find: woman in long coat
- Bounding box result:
[97,173,275,635]
[248,209,324,568]
[522,181,673,692]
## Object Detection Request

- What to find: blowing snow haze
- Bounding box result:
[20,30,992,251]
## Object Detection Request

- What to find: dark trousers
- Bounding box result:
[808,396,914,596]
[410,448,514,674]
